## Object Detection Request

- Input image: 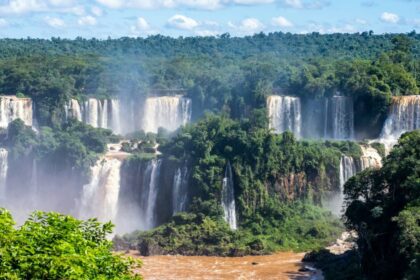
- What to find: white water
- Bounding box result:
[222,162,237,230]
[327,156,357,215]
[172,165,189,214]
[79,157,122,222]
[0,96,33,128]
[65,98,122,133]
[110,99,122,134]
[325,96,354,140]
[144,159,162,229]
[380,95,420,150]
[360,145,383,170]
[267,95,302,137]
[142,96,192,133]
[0,148,8,202]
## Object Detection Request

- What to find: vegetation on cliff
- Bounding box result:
[117,202,343,256]
[307,130,420,280]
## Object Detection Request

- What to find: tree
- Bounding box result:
[344,130,420,279]
[0,208,141,280]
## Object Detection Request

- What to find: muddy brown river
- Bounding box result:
[129,251,323,280]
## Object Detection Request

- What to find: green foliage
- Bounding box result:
[2,119,119,177]
[0,208,141,280]
[119,202,342,256]
[344,130,420,279]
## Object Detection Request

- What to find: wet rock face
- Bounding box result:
[273,172,308,200]
[138,239,167,256]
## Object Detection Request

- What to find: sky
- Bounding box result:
[0,0,418,38]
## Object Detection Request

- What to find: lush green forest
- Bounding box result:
[0,33,418,137]
[0,32,418,279]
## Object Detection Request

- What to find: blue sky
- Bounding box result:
[0,0,418,38]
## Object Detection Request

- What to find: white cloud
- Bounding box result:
[167,14,199,30]
[91,6,103,16]
[229,17,265,35]
[380,12,400,24]
[281,0,330,9]
[271,16,293,27]
[0,18,8,27]
[130,17,158,36]
[95,0,275,10]
[44,15,65,27]
[0,0,84,15]
[78,15,97,26]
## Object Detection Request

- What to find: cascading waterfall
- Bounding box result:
[142,96,192,133]
[65,98,122,134]
[222,162,237,230]
[380,95,420,149]
[360,145,383,170]
[79,157,122,222]
[172,165,189,214]
[0,96,33,128]
[267,95,302,137]
[325,96,354,140]
[0,148,8,202]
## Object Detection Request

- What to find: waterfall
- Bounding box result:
[65,98,122,133]
[99,99,108,129]
[109,99,122,134]
[83,98,100,128]
[65,99,83,121]
[222,162,237,230]
[79,157,122,222]
[144,159,162,229]
[172,165,189,214]
[380,95,420,149]
[360,145,383,170]
[267,95,302,137]
[0,96,33,128]
[142,96,192,133]
[327,155,357,215]
[0,148,8,202]
[325,96,354,140]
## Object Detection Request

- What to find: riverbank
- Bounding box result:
[127,250,323,280]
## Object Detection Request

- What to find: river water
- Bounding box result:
[130,251,322,280]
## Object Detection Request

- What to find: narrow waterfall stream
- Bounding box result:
[0,96,33,128]
[0,148,8,202]
[172,165,189,214]
[222,162,237,230]
[144,159,162,229]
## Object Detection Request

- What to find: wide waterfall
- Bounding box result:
[267,95,302,137]
[142,96,192,133]
[324,96,354,140]
[380,95,420,148]
[172,165,189,214]
[79,157,122,222]
[0,96,33,128]
[222,162,237,230]
[360,145,383,170]
[65,98,122,133]
[0,148,8,202]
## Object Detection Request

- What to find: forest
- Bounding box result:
[0,32,418,280]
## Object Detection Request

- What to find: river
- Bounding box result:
[129,251,323,280]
